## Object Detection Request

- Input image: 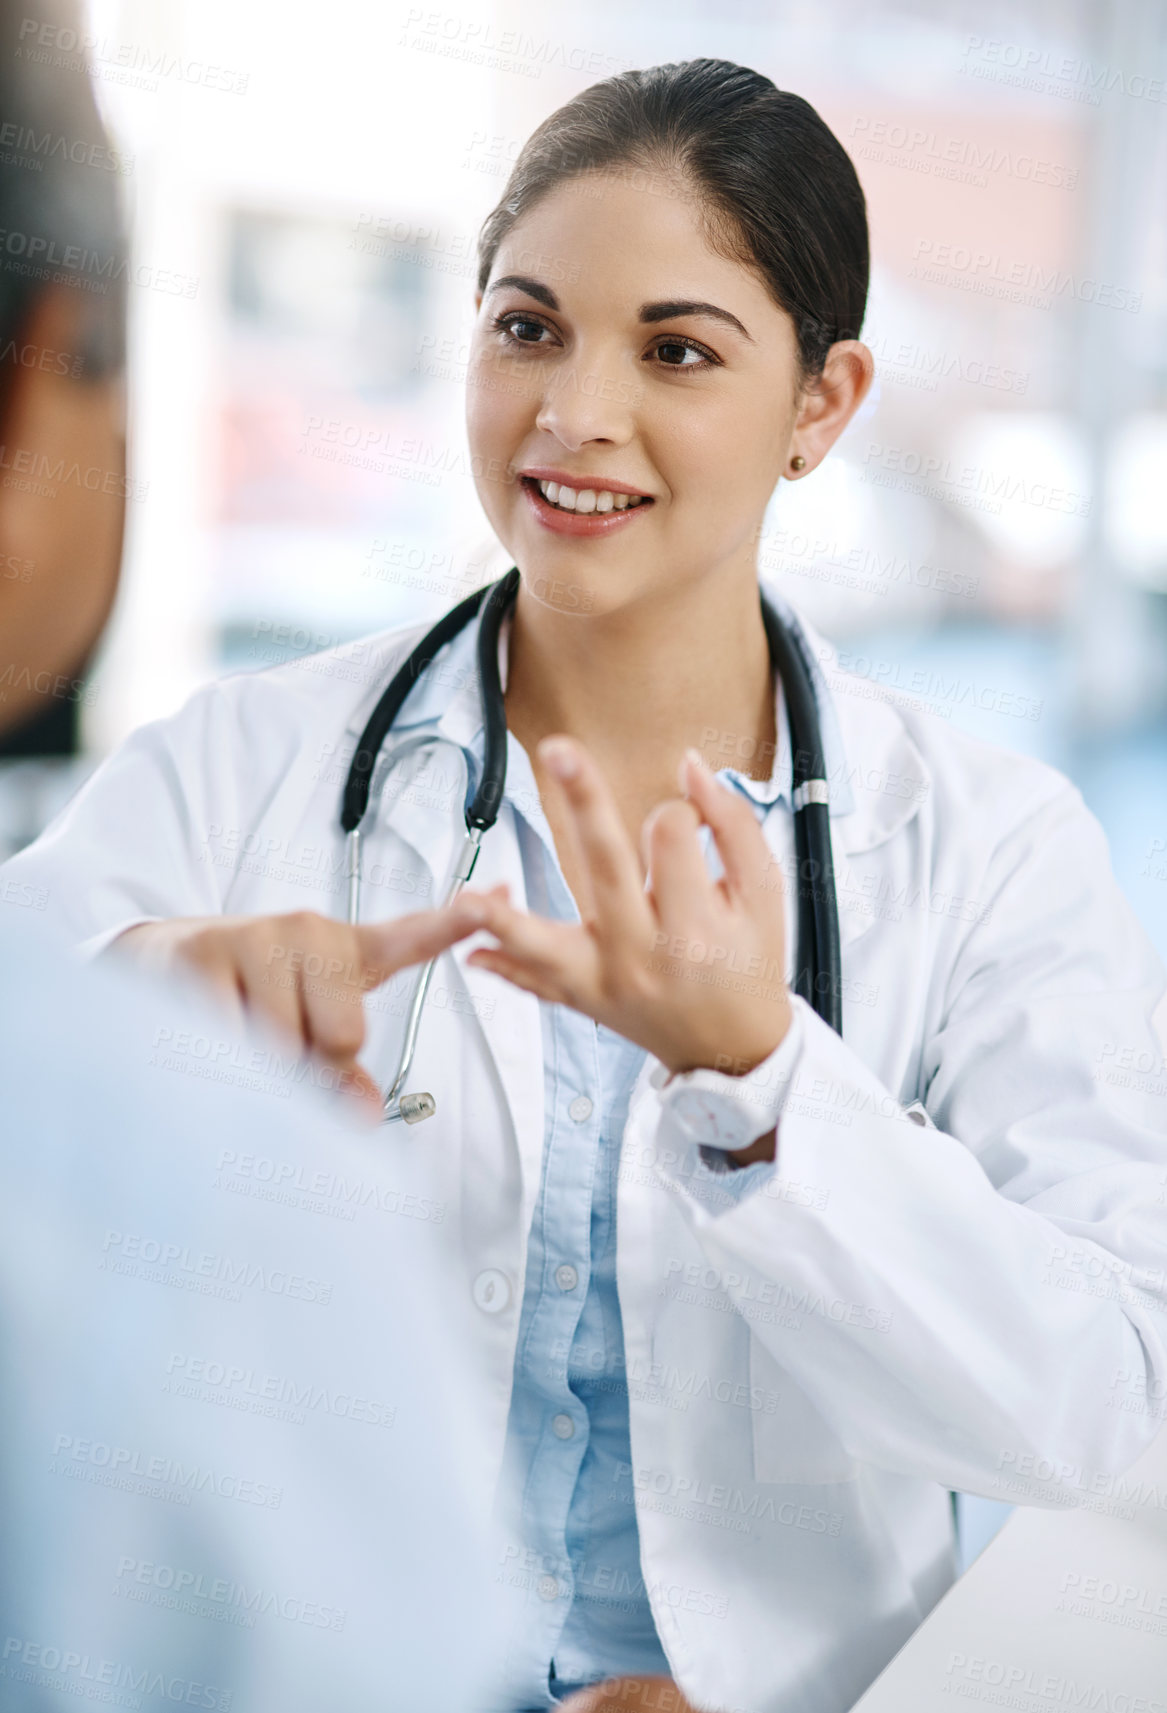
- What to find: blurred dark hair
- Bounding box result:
[0,0,128,410]
[476,57,869,389]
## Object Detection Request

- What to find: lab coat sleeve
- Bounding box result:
[651,1007,806,1213]
[0,681,252,958]
[649,781,1167,1505]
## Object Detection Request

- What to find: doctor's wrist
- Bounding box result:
[651,1002,804,1159]
[661,991,794,1081]
[722,1125,778,1167]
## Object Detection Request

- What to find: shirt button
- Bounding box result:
[555,1263,579,1292]
[551,1413,575,1440]
[471,1269,511,1314]
[537,1575,560,1602]
[568,1095,593,1123]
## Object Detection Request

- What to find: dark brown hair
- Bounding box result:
[476,57,869,387]
[0,0,128,407]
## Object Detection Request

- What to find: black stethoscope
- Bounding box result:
[340,567,841,1124]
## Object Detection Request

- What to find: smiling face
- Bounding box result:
[466,170,809,620]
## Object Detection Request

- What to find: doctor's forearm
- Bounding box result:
[653,1003,1167,1501]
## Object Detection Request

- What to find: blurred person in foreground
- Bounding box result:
[0,5,523,1708]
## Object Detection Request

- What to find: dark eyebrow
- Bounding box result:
[484,274,754,343]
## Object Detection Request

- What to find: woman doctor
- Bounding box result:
[6,58,1167,1713]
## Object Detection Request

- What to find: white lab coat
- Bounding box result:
[5,597,1167,1713]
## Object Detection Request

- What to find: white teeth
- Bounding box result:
[536,478,646,514]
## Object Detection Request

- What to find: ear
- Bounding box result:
[474,289,483,312]
[788,340,875,474]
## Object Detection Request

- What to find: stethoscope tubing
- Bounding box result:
[342,569,841,1123]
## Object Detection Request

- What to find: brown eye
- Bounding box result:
[653,338,716,372]
[491,313,552,346]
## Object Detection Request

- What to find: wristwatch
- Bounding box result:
[650,1006,804,1157]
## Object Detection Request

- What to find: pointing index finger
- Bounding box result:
[352,894,489,986]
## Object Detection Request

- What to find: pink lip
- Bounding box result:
[519,475,656,538]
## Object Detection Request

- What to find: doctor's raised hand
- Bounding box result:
[464,732,792,1136]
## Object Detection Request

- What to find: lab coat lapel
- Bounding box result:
[792,610,934,954]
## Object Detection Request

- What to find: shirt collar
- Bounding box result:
[378,588,857,820]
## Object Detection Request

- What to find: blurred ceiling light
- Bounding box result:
[943,412,1090,570]
[1106,412,1167,591]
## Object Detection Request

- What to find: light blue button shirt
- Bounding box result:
[500,783,670,1700]
[493,729,794,1705]
[375,596,852,1705]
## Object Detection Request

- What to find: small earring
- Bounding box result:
[790,454,806,471]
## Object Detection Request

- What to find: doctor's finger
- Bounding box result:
[352,893,492,984]
[538,736,650,943]
[680,750,775,901]
[176,945,249,1035]
[467,897,597,1001]
[296,957,369,1066]
[231,926,317,1051]
[465,946,573,1008]
[142,919,248,1035]
[640,799,716,939]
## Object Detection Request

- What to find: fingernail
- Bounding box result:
[541,738,579,781]
[679,747,706,793]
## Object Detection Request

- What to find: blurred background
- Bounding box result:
[0,0,1164,1576]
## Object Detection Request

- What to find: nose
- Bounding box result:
[533,345,639,450]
